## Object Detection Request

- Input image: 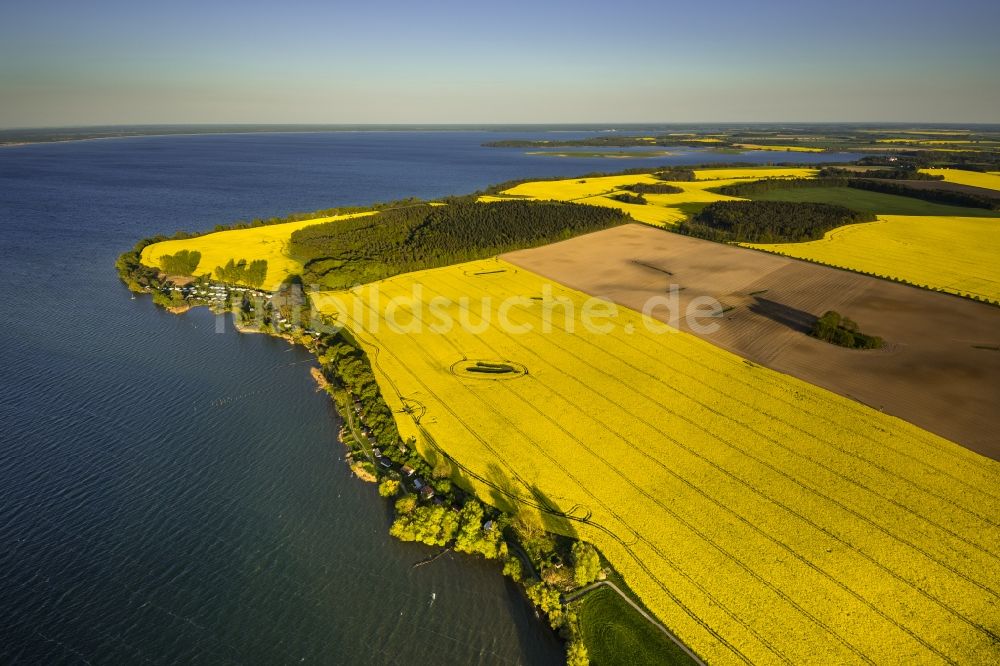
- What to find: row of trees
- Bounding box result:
[318,336,400,449]
[652,168,695,182]
[291,200,631,289]
[213,258,267,287]
[849,178,999,210]
[157,249,201,275]
[627,182,684,194]
[679,200,875,243]
[817,167,942,180]
[710,177,850,197]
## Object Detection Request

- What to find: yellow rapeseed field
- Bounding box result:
[745,215,1000,301]
[920,168,1000,192]
[499,174,665,201]
[732,144,825,152]
[312,260,1000,665]
[863,130,971,137]
[878,140,996,147]
[494,174,700,226]
[898,130,971,135]
[565,195,686,226]
[493,170,817,227]
[140,212,376,290]
[692,166,818,180]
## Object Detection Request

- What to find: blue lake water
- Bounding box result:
[0,131,857,664]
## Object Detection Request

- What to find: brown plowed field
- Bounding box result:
[891,179,1000,201]
[504,224,1000,459]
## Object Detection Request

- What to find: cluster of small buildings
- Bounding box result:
[161,280,321,338]
[369,446,433,499]
[352,393,435,502]
[165,281,271,304]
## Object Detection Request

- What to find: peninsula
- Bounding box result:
[119,139,1000,665]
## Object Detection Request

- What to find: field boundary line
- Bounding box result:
[565,580,707,666]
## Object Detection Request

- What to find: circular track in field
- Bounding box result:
[450,359,528,380]
[462,266,518,277]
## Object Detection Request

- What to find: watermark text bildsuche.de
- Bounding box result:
[215,283,723,336]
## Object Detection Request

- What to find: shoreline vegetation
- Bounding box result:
[117,155,1000,665]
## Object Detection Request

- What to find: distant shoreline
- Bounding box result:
[5,122,1000,149]
[0,128,463,148]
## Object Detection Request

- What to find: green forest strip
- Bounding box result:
[712,176,1000,211]
[750,187,1000,217]
[678,200,876,243]
[626,182,684,194]
[290,200,631,290]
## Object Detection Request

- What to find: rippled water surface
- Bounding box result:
[0,132,855,664]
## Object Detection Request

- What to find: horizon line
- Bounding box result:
[4,121,1000,132]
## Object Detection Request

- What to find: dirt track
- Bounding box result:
[504,224,1000,459]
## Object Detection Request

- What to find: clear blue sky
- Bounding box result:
[2,0,998,127]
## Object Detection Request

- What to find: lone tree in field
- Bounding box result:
[810,311,883,350]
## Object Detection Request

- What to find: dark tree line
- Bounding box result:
[679,200,876,243]
[626,182,684,194]
[849,178,999,210]
[711,177,853,197]
[475,167,694,196]
[611,192,647,205]
[652,169,695,182]
[320,335,400,449]
[712,176,999,210]
[857,151,1000,171]
[290,200,631,289]
[817,167,942,181]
